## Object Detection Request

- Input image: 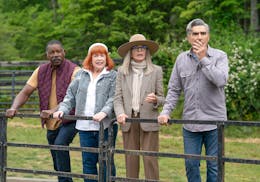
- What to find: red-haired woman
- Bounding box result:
[53,43,117,182]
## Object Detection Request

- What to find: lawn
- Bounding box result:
[5,117,260,182]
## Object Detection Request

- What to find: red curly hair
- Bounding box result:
[82,45,114,71]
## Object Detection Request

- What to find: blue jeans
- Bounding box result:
[79,124,118,182]
[47,122,78,182]
[183,128,218,182]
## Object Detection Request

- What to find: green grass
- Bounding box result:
[5,117,260,182]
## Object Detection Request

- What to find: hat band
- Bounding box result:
[88,43,108,54]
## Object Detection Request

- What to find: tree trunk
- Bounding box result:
[51,0,57,22]
[250,0,259,32]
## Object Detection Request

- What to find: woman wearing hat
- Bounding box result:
[114,34,165,180]
[53,43,118,182]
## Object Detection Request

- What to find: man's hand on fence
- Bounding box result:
[40,110,53,120]
[5,109,17,119]
[158,114,170,125]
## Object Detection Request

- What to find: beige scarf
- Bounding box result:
[131,60,147,116]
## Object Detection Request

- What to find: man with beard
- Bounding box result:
[6,40,80,182]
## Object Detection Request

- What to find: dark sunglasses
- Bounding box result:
[131,45,148,50]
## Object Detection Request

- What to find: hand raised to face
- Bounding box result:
[187,25,209,61]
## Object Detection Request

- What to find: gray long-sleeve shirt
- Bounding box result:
[161,46,229,132]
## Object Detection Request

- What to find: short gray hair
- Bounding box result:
[46,40,63,53]
[186,18,210,35]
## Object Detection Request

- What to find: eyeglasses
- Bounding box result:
[131,45,148,51]
[191,31,207,36]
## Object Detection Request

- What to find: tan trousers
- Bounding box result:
[122,121,159,180]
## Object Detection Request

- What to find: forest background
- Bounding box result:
[0,0,259,124]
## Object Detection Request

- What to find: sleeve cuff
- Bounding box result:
[200,57,211,66]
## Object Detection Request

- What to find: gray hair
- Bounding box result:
[119,49,154,75]
[186,18,210,35]
[46,40,64,53]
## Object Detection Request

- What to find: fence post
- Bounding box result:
[106,122,115,182]
[11,71,16,102]
[217,124,225,182]
[0,115,7,182]
[98,122,105,182]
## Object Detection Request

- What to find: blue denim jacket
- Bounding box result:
[59,68,117,129]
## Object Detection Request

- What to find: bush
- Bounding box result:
[225,40,259,121]
[211,26,259,121]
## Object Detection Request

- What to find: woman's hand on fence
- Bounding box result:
[158,114,170,125]
[53,111,64,119]
[93,112,107,122]
[117,113,128,125]
[5,109,17,118]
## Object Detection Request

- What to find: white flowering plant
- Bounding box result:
[225,41,259,121]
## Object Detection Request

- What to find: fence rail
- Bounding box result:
[0,70,38,113]
[0,61,48,67]
[0,113,259,182]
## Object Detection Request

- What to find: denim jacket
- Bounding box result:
[59,68,117,129]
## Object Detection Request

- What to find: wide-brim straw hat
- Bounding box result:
[117,34,159,57]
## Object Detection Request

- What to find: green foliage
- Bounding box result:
[225,38,259,121]
[207,25,260,121]
[0,15,21,60]
[0,0,50,12]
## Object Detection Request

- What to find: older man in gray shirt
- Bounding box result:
[158,18,229,182]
